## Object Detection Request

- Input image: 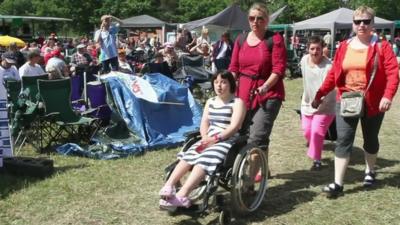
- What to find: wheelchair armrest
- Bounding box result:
[230,135,248,146]
[184,130,201,140]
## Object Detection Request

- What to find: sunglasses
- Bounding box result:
[353,19,372,25]
[248,16,265,22]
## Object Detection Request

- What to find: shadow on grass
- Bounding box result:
[0,163,88,199]
[230,147,400,224]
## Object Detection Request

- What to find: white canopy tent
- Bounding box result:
[293,8,395,48]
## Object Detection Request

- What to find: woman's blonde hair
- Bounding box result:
[353,6,375,22]
[201,28,209,34]
[249,2,269,18]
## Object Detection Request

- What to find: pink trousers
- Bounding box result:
[301,114,335,160]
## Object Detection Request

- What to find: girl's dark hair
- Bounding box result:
[306,35,326,49]
[211,70,236,94]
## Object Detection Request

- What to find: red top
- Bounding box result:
[315,38,399,117]
[229,32,287,110]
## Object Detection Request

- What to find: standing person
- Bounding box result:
[159,71,246,209]
[323,32,332,47]
[212,31,234,72]
[228,2,287,177]
[300,36,336,170]
[312,6,399,198]
[94,15,123,73]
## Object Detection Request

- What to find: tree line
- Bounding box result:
[0,0,398,34]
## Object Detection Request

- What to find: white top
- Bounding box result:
[46,57,67,72]
[19,62,45,77]
[196,36,210,46]
[0,65,20,81]
[300,54,336,115]
[216,42,228,59]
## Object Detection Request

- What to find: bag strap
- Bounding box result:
[365,42,381,93]
[238,30,274,52]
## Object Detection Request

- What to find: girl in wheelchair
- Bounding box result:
[159,70,246,209]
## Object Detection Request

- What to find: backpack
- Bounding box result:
[238,30,275,52]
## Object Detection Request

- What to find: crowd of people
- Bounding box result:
[0,2,399,210]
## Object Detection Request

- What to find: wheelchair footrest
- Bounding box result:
[2,156,54,178]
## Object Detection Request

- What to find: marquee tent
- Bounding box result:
[183,4,250,31]
[121,14,166,28]
[293,8,395,47]
[184,4,287,31]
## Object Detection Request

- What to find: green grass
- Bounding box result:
[1,78,400,225]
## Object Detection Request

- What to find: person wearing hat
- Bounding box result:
[0,52,20,161]
[159,43,178,72]
[70,43,93,76]
[117,48,134,74]
[0,52,20,81]
[46,49,68,79]
[94,14,123,73]
[19,49,45,77]
[8,42,26,69]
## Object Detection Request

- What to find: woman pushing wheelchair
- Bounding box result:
[159,71,246,209]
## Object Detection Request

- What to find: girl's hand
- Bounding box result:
[201,136,217,148]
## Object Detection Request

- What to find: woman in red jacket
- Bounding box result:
[312,6,399,198]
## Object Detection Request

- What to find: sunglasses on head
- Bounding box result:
[248,16,265,22]
[353,19,372,25]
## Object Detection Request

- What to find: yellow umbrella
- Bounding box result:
[0,35,26,48]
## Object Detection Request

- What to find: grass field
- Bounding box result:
[1,78,400,225]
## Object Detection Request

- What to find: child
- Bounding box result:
[159,71,246,209]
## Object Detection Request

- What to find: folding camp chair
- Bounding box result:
[37,78,98,150]
[21,74,49,102]
[10,75,49,153]
[87,81,111,125]
[4,79,21,120]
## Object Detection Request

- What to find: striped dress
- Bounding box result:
[178,97,238,175]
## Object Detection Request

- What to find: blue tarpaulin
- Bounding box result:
[57,72,202,159]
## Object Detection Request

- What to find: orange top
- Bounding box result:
[342,47,368,91]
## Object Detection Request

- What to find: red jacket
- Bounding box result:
[315,38,399,117]
[229,32,286,110]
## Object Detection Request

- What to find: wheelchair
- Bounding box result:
[162,131,269,224]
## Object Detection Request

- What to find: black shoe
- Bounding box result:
[311,161,322,171]
[322,183,344,198]
[363,172,376,187]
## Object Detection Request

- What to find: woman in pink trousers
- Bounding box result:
[300,36,336,170]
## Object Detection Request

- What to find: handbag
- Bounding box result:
[340,91,365,117]
[340,43,380,118]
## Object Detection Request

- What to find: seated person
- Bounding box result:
[159,43,178,72]
[159,71,246,209]
[45,49,69,80]
[140,53,172,78]
[0,52,20,81]
[70,44,93,76]
[190,43,212,69]
[117,48,134,74]
[19,50,45,77]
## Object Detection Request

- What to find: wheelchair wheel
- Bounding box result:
[230,145,268,215]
